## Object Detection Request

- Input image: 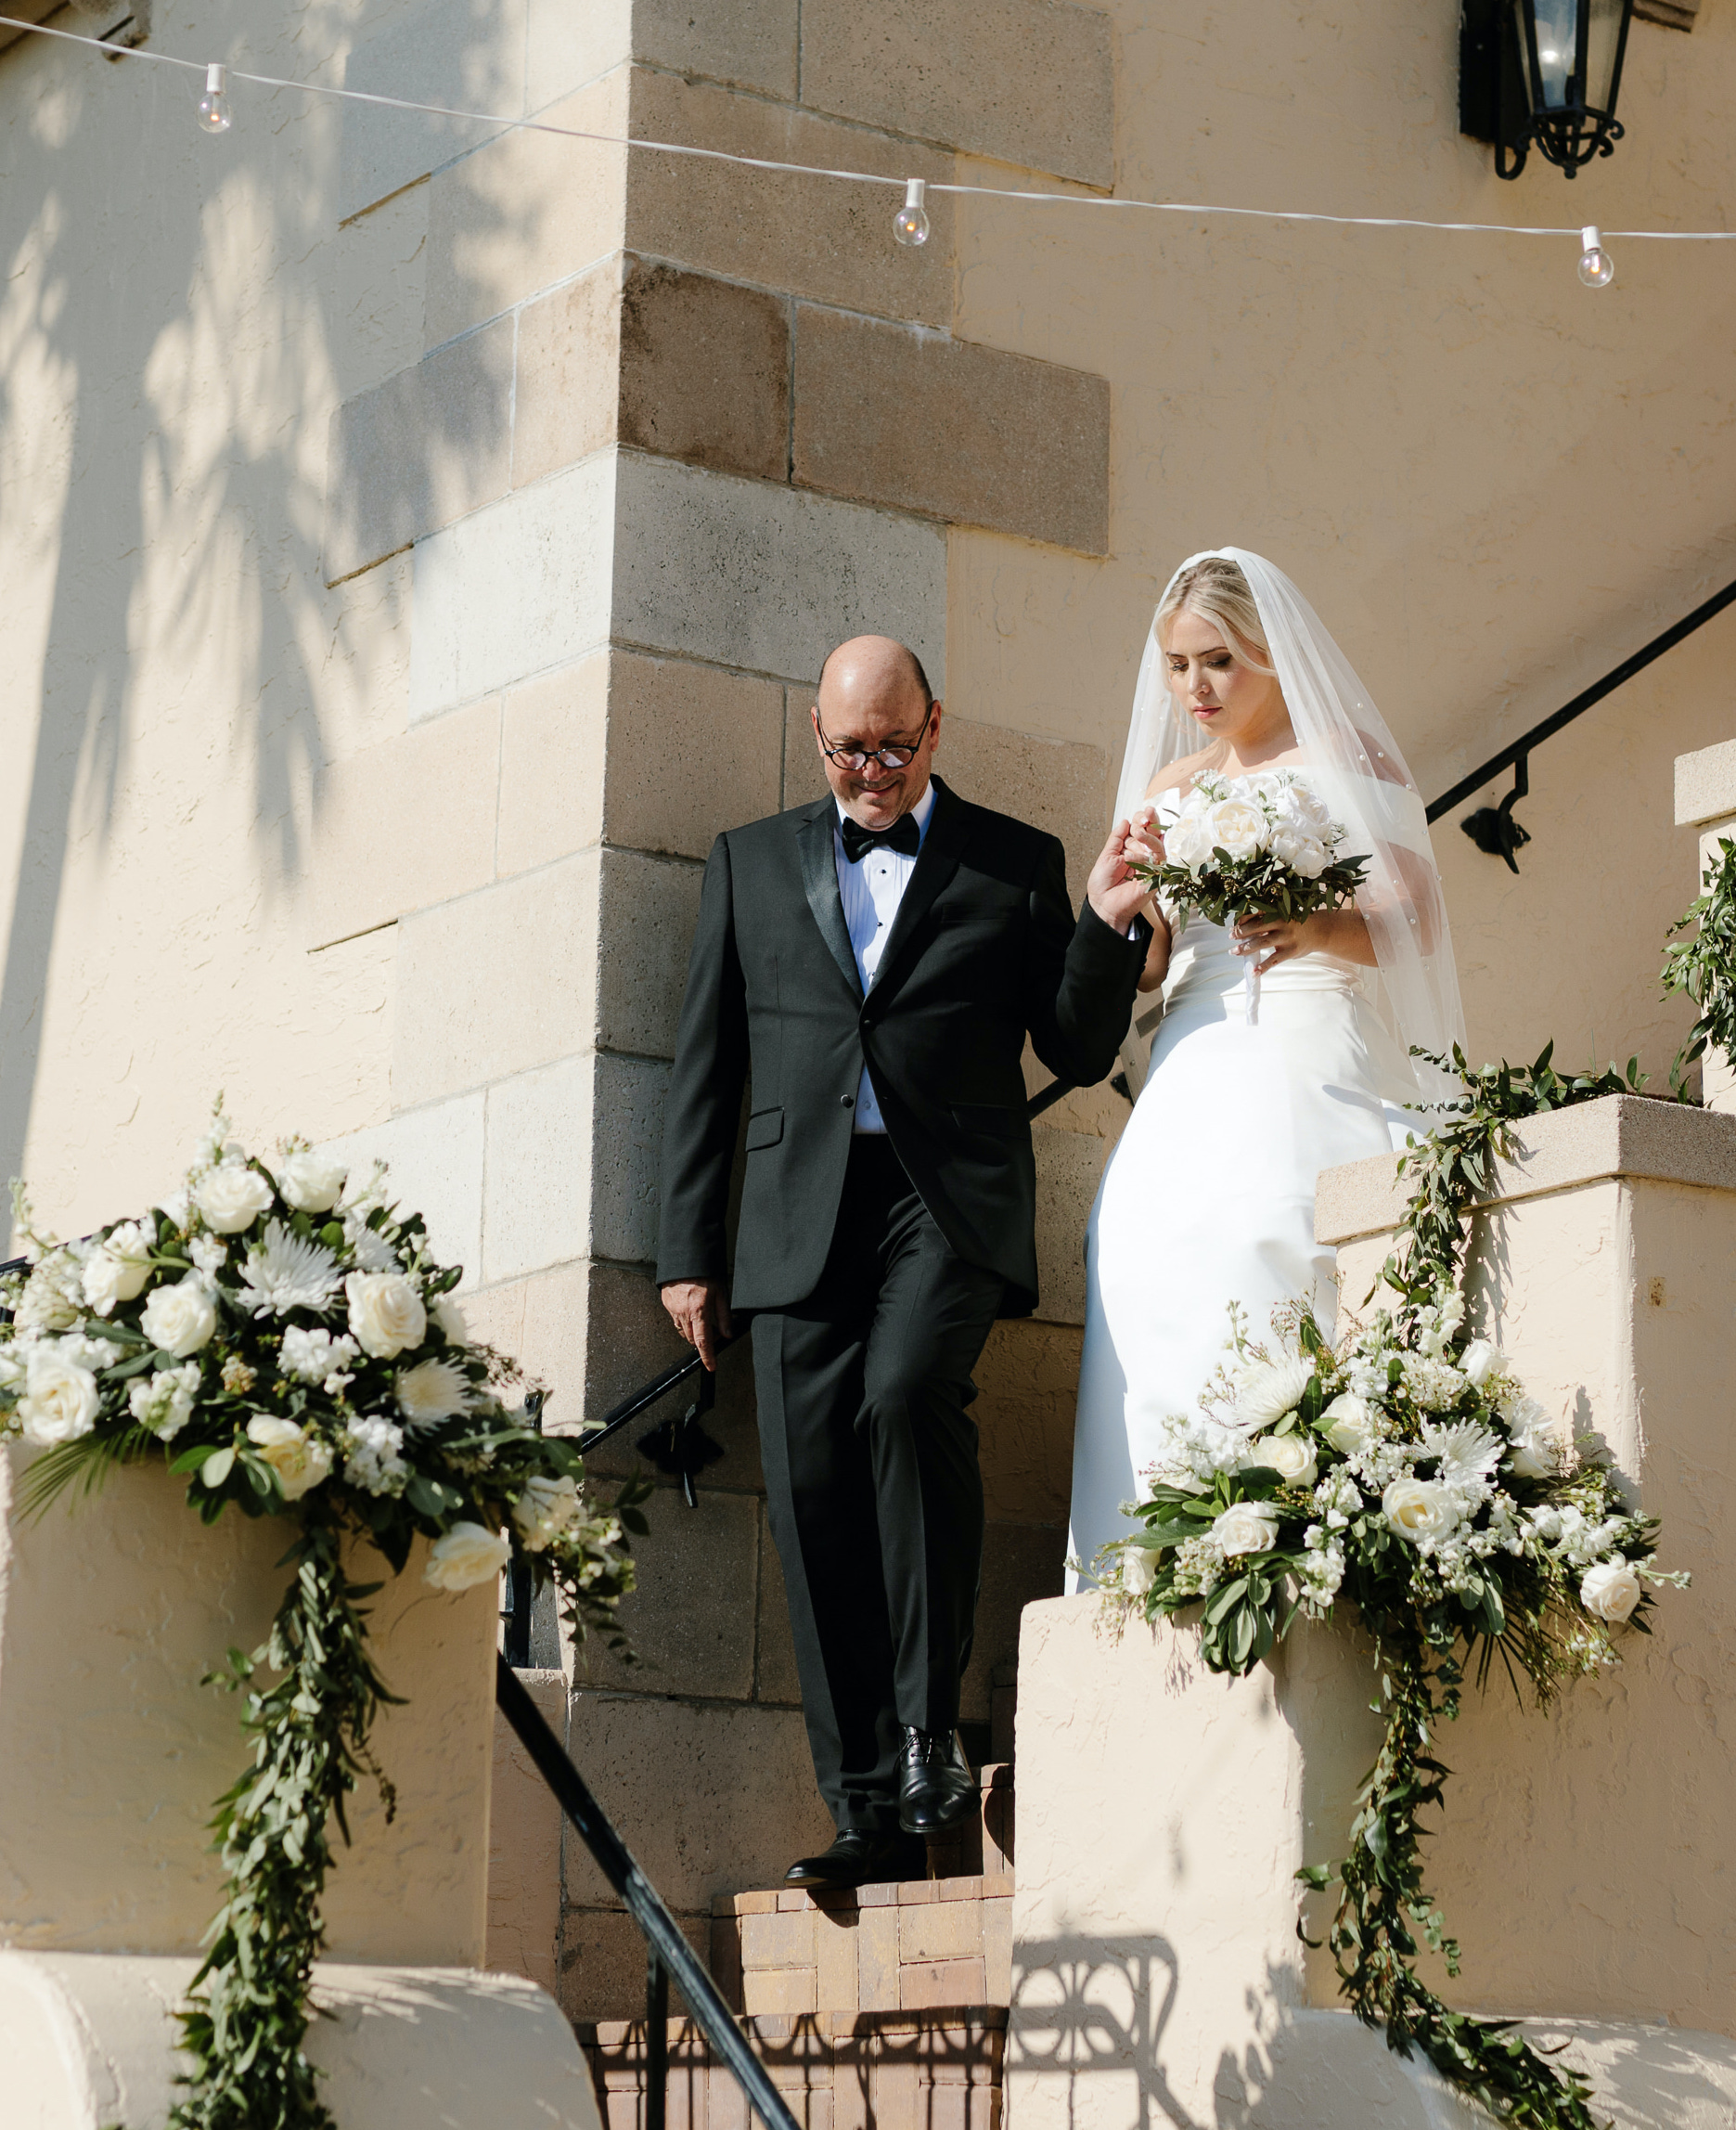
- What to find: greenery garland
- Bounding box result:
[1663,833,1736,1095]
[0,1107,648,2130]
[1102,1043,1685,2130]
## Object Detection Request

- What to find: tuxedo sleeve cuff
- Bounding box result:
[1074,901,1151,958]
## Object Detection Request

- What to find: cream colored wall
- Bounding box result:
[946,0,1736,1084]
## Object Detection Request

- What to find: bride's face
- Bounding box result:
[1164,607,1287,749]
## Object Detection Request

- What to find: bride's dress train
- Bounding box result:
[1064,882,1419,1588]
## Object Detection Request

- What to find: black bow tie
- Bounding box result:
[841,813,921,864]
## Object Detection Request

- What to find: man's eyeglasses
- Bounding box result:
[817,716,933,774]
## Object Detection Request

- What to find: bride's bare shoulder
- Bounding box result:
[1144,745,1219,800]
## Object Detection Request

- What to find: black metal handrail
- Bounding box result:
[1427,574,1736,870]
[495,1657,802,2130]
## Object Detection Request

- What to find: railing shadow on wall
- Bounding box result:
[1008,1933,1202,2130]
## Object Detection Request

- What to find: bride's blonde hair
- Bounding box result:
[1155,555,1279,677]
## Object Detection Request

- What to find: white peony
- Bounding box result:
[1580,1559,1640,1624]
[1213,1499,1281,1557]
[1382,1478,1458,1544]
[245,1415,333,1501]
[1205,798,1266,861]
[396,1356,473,1427]
[1254,1431,1318,1487]
[1164,810,1215,874]
[424,1520,511,1592]
[273,1148,350,1215]
[16,1346,101,1446]
[193,1164,276,1235]
[1235,1356,1314,1427]
[1275,781,1334,836]
[512,1472,584,1553]
[345,1271,426,1360]
[1322,1393,1374,1454]
[140,1277,218,1359]
[1268,826,1329,878]
[82,1222,154,1316]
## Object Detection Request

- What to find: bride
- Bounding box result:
[1066,549,1465,1586]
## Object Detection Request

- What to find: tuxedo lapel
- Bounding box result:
[871,778,969,992]
[796,801,863,999]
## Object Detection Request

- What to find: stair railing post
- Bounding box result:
[646,1944,669,2130]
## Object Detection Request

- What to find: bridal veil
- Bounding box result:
[1113,548,1466,1106]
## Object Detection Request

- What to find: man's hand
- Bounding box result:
[661,1278,735,1370]
[1086,808,1163,936]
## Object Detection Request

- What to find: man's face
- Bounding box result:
[812,677,942,831]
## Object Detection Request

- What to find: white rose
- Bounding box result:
[16,1347,101,1446]
[396,1356,473,1427]
[512,1472,584,1553]
[1268,826,1329,878]
[140,1276,218,1359]
[1580,1560,1640,1624]
[1122,1543,1158,1596]
[345,1271,427,1360]
[1212,1499,1281,1557]
[245,1415,333,1502]
[1235,1356,1314,1427]
[194,1164,275,1235]
[434,1293,469,1345]
[1460,1339,1502,1388]
[1382,1478,1457,1544]
[82,1222,154,1317]
[273,1149,350,1214]
[424,1520,512,1592]
[1255,1432,1318,1487]
[1323,1393,1375,1454]
[1206,798,1266,861]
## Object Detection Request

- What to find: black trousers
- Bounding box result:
[752,1138,1005,1834]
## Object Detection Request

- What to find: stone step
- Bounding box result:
[577,2007,1006,2130]
[713,1872,1014,2020]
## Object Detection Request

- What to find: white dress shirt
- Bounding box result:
[833,781,936,1133]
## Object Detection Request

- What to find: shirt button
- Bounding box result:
[840,1094,855,1108]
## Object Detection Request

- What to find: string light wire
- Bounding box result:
[3,10,1735,248]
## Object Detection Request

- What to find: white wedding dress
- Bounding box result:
[1064,793,1423,1588]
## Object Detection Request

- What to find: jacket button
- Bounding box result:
[840,1094,855,1108]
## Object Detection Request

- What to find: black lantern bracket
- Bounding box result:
[1460,0,1636,180]
[1460,754,1533,873]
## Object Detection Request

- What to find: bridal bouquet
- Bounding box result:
[1131,769,1368,928]
[0,1104,644,2130]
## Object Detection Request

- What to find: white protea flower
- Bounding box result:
[1421,1420,1503,1486]
[1233,1355,1314,1428]
[396,1356,473,1428]
[236,1221,341,1317]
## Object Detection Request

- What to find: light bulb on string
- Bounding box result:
[197,62,233,135]
[893,178,929,248]
[1578,225,1614,288]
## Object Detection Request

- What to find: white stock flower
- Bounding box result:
[193,1164,275,1235]
[396,1357,473,1428]
[16,1346,101,1446]
[82,1222,154,1317]
[1234,1356,1314,1428]
[1580,1559,1641,1624]
[188,1234,228,1277]
[345,1271,426,1360]
[245,1415,333,1501]
[140,1277,219,1359]
[273,1149,349,1214]
[424,1521,511,1592]
[1268,827,1329,878]
[128,1362,200,1440]
[279,1323,359,1388]
[1212,1499,1281,1557]
[1322,1393,1375,1455]
[1382,1478,1458,1546]
[341,1413,409,1496]
[236,1222,341,1316]
[1205,798,1266,861]
[1255,1432,1318,1487]
[434,1294,469,1345]
[512,1472,584,1553]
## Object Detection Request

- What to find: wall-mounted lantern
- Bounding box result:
[1460,0,1637,179]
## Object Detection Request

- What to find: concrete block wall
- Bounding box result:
[315,0,1118,2020]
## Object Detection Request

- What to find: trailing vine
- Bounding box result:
[1663,833,1736,1095]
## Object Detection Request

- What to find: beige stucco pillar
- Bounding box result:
[0,1447,599,2128]
[1006,1093,1736,2128]
[1675,737,1736,1112]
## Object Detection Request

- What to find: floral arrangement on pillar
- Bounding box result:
[1100,1045,1686,2130]
[0,1104,646,2130]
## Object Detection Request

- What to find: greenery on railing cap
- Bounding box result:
[0,1104,649,2130]
[1664,833,1736,1097]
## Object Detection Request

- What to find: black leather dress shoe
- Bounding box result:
[784,1828,927,1891]
[897,1726,979,1837]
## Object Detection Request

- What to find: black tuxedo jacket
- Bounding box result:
[654,777,1148,1317]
